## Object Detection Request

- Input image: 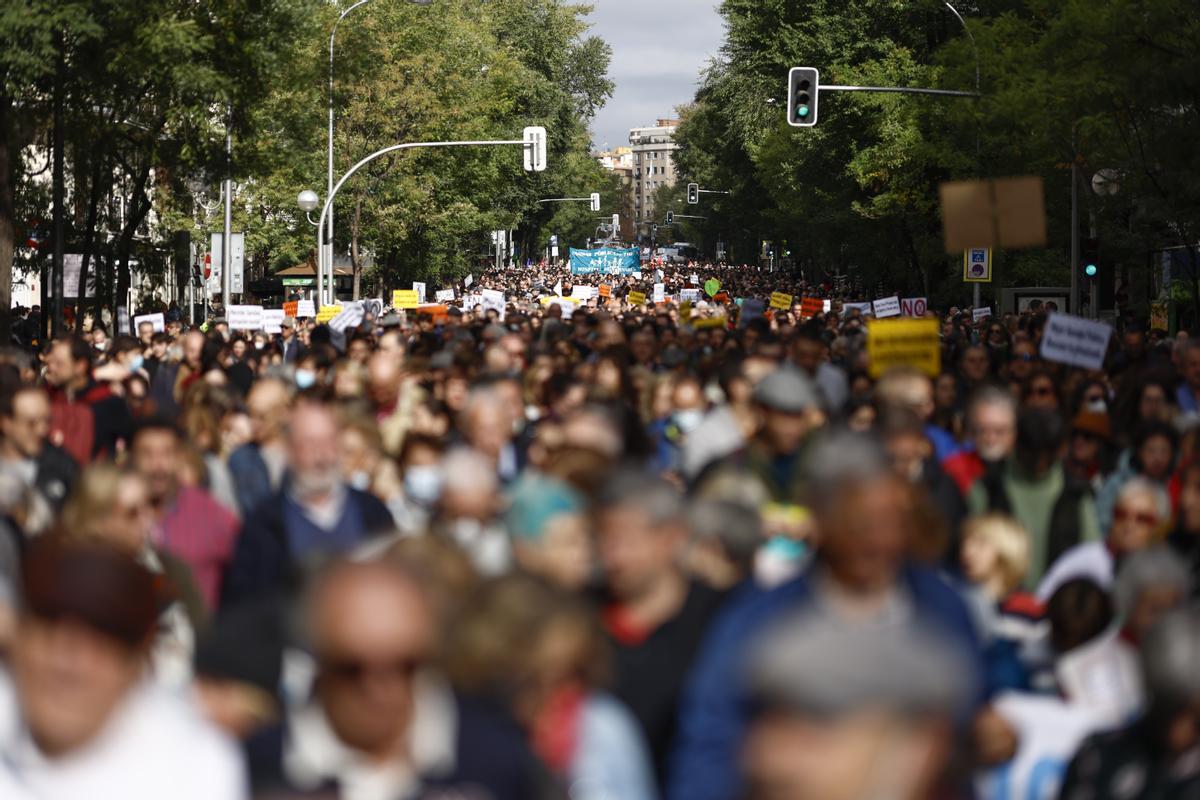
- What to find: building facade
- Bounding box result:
[629,119,679,224]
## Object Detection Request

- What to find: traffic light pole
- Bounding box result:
[820,85,979,98]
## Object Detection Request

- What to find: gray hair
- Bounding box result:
[1114,546,1192,620]
[598,471,685,528]
[968,385,1017,427]
[440,447,497,495]
[746,610,978,719]
[1141,606,1200,710]
[803,431,893,519]
[688,500,763,569]
[1116,477,1171,524]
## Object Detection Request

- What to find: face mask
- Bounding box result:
[94,341,107,352]
[254,341,265,350]
[673,408,705,434]
[128,355,144,372]
[295,369,317,390]
[348,471,371,491]
[404,465,442,507]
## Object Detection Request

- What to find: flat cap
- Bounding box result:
[753,366,820,413]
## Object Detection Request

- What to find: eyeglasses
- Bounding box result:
[1113,507,1158,527]
[1029,386,1055,397]
[321,655,424,684]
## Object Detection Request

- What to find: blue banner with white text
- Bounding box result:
[569,247,641,276]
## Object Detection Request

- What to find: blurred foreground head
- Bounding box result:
[13,537,159,757]
[1141,607,1200,753]
[743,613,976,800]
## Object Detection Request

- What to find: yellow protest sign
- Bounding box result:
[867,318,941,379]
[316,305,341,323]
[680,301,692,323]
[628,291,647,306]
[694,315,727,330]
[392,289,419,309]
[770,292,793,311]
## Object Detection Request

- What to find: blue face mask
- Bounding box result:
[295,369,317,390]
[128,355,144,373]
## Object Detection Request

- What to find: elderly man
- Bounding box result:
[943,386,1019,496]
[227,377,292,516]
[252,558,544,798]
[668,433,982,800]
[221,399,393,611]
[0,538,244,798]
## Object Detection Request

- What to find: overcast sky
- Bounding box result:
[584,0,726,150]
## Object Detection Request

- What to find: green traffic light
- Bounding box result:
[797,105,809,118]
[1084,263,1098,277]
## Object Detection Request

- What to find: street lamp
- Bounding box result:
[325,0,436,305]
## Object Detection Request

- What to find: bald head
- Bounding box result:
[246,378,291,444]
[368,352,403,407]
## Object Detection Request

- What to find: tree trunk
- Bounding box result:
[76,151,106,326]
[0,97,16,344]
[350,194,363,301]
[114,170,152,327]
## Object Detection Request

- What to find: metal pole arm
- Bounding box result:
[537,197,592,203]
[820,85,979,98]
[697,189,731,195]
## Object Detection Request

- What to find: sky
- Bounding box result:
[584,0,727,151]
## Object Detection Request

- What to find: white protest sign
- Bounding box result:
[554,281,563,297]
[653,283,665,303]
[481,288,506,321]
[681,288,701,303]
[63,254,82,297]
[462,294,482,312]
[1040,313,1112,371]
[297,300,316,318]
[435,289,455,303]
[328,302,364,333]
[901,297,928,317]
[571,285,595,301]
[412,282,426,303]
[633,271,643,280]
[689,273,699,285]
[823,299,832,313]
[973,306,993,322]
[227,305,265,331]
[843,302,873,317]
[655,269,664,281]
[873,296,901,318]
[262,309,285,334]
[551,299,577,319]
[133,313,165,333]
[464,274,474,288]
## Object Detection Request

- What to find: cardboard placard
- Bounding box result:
[867,318,941,379]
[133,313,165,333]
[973,306,992,322]
[393,290,420,309]
[628,291,647,306]
[435,289,456,303]
[598,284,612,299]
[940,176,1046,253]
[283,301,299,318]
[481,289,506,321]
[297,300,316,318]
[653,283,666,303]
[329,302,364,333]
[901,297,928,317]
[316,305,341,323]
[873,296,902,318]
[1039,312,1112,371]
[770,292,794,311]
[843,302,873,317]
[799,297,824,318]
[227,305,265,331]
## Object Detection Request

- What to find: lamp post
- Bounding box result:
[325,0,434,306]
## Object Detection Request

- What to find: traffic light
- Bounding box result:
[665,211,674,226]
[590,192,601,212]
[787,67,820,127]
[687,183,699,204]
[523,126,547,172]
[611,213,620,231]
[1082,238,1099,279]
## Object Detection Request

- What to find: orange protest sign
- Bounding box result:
[283,301,299,318]
[598,284,612,298]
[800,297,824,318]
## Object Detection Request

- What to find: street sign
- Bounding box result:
[964,247,992,282]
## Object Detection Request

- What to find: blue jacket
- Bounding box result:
[665,562,984,800]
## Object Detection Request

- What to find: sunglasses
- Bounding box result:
[1113,507,1157,527]
[321,655,424,684]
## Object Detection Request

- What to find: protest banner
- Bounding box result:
[973,306,992,322]
[598,284,612,299]
[262,309,285,334]
[867,318,940,379]
[316,305,341,323]
[571,285,595,301]
[568,247,641,276]
[1040,312,1112,371]
[799,297,824,318]
[392,290,419,309]
[297,300,316,318]
[694,315,727,330]
[873,296,902,318]
[329,303,364,333]
[283,301,299,318]
[628,291,647,306]
[900,297,928,317]
[770,292,793,311]
[227,305,264,331]
[843,302,873,317]
[481,289,506,321]
[435,289,456,303]
[133,313,165,333]
[412,282,426,303]
[653,283,665,303]
[681,288,701,303]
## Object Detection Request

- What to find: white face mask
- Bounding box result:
[94,341,107,352]
[295,369,317,390]
[404,465,442,507]
[673,408,705,434]
[254,340,265,350]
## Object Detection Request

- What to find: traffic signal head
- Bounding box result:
[590,192,601,212]
[687,183,699,204]
[1082,238,1099,279]
[665,212,674,226]
[787,67,820,127]
[523,126,547,172]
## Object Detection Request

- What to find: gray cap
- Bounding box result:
[753,366,820,413]
[379,312,402,329]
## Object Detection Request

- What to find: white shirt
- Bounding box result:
[0,675,246,800]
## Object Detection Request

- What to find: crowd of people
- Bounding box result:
[0,260,1198,799]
